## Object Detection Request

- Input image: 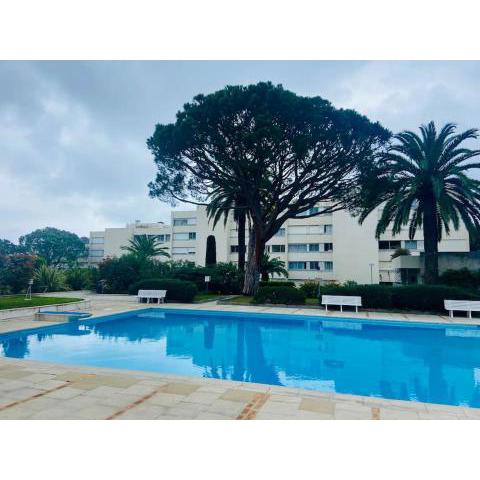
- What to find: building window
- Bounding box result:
[231,245,239,253]
[297,207,320,217]
[324,261,333,271]
[172,247,196,255]
[89,249,104,257]
[173,217,197,226]
[324,243,333,251]
[173,232,196,241]
[288,243,321,253]
[288,261,307,270]
[310,261,320,270]
[158,234,171,243]
[323,224,333,234]
[379,240,402,250]
[404,240,423,250]
[274,228,286,237]
[90,237,104,244]
[288,244,308,253]
[271,244,285,253]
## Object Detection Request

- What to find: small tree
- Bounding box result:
[121,235,170,262]
[205,235,217,266]
[260,253,288,282]
[19,227,86,267]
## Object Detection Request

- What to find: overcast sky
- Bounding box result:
[1,61,480,242]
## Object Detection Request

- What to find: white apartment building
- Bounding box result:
[88,205,470,285]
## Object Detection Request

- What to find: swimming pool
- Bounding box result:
[1,308,480,408]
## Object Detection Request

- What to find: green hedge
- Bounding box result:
[253,286,306,305]
[299,281,320,298]
[258,281,295,288]
[439,268,480,289]
[319,284,480,312]
[128,278,198,303]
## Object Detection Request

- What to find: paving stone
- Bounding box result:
[220,389,257,403]
[157,383,199,396]
[44,386,84,400]
[299,397,335,415]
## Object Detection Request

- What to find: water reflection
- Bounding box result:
[2,311,480,407]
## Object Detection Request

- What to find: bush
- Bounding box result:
[299,281,320,298]
[258,280,295,288]
[65,268,96,290]
[33,265,67,292]
[0,253,38,293]
[253,286,306,305]
[97,255,142,293]
[318,283,480,312]
[439,268,480,289]
[128,278,198,303]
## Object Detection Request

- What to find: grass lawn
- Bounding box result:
[0,295,82,310]
[194,293,228,303]
[225,296,319,306]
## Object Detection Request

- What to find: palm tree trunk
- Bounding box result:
[423,198,439,284]
[237,211,246,272]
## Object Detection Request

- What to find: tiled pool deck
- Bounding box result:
[1,292,479,420]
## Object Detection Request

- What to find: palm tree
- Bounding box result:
[260,252,288,282]
[121,235,170,262]
[207,191,248,272]
[359,122,480,284]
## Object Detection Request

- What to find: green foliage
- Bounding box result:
[128,278,198,303]
[19,227,87,266]
[253,286,306,305]
[390,248,410,259]
[0,239,24,255]
[358,122,480,284]
[121,235,169,262]
[258,280,295,288]
[0,253,38,294]
[299,281,320,298]
[147,82,390,294]
[97,255,142,294]
[65,268,96,290]
[319,284,480,313]
[260,253,288,281]
[205,235,217,266]
[33,265,67,292]
[439,268,480,289]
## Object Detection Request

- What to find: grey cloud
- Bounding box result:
[1,61,479,241]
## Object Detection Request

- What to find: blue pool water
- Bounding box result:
[1,308,480,407]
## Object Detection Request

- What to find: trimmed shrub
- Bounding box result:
[258,280,295,288]
[253,286,306,305]
[318,283,480,312]
[439,268,480,289]
[299,281,320,298]
[128,278,198,303]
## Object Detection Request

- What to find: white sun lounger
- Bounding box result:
[321,295,362,312]
[137,289,167,304]
[444,299,480,318]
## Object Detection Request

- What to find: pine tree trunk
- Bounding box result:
[237,211,246,272]
[243,228,261,295]
[423,198,439,284]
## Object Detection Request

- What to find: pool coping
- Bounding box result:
[1,304,480,417]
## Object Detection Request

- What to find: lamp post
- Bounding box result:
[369,263,374,284]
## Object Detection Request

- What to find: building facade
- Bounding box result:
[88,205,470,285]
